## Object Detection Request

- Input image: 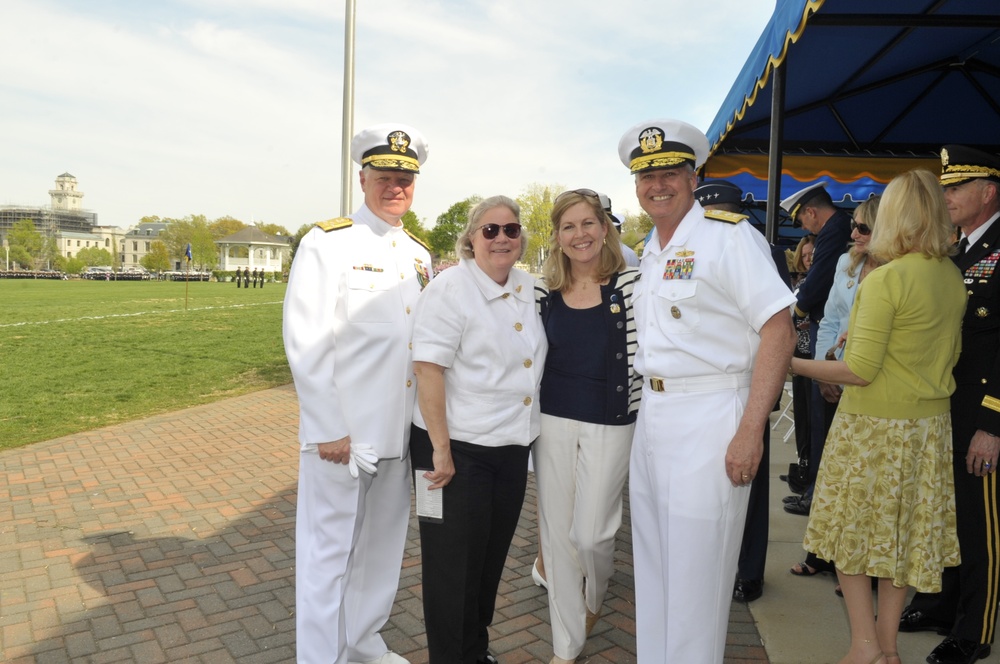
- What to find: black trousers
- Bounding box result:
[410,425,530,663]
[907,391,1000,645]
[791,371,812,463]
[737,425,770,581]
[807,380,839,487]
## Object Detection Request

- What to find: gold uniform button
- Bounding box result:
[406,306,411,314]
[502,292,510,299]
[400,272,405,280]
[514,322,523,331]
[408,342,413,349]
[392,240,397,247]
[523,397,532,406]
[523,359,532,368]
[977,307,990,318]
[670,306,681,319]
[406,380,412,387]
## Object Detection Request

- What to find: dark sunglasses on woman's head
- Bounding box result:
[476,223,522,240]
[850,219,872,235]
[555,188,613,213]
[555,188,599,203]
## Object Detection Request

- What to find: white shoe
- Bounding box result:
[532,558,548,590]
[351,653,409,664]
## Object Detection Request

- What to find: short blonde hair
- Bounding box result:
[455,195,527,261]
[541,191,625,292]
[868,170,955,262]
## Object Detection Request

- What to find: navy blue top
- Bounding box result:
[540,295,609,424]
[536,269,641,425]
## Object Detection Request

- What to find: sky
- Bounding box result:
[1,0,775,234]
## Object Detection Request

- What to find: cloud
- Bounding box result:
[0,0,773,230]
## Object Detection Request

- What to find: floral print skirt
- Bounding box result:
[803,410,959,592]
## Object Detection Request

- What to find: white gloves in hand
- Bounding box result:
[348,444,378,479]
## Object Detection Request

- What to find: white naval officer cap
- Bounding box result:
[351,123,429,174]
[779,182,827,221]
[618,119,709,174]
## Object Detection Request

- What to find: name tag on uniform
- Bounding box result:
[663,258,694,280]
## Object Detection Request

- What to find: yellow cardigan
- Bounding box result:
[840,253,966,420]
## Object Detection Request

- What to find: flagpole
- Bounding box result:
[340,0,357,217]
[184,243,191,310]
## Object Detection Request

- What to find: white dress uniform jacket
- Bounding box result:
[284,203,432,458]
[630,202,795,663]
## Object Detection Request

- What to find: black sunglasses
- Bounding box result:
[555,188,612,211]
[850,219,872,236]
[475,223,522,240]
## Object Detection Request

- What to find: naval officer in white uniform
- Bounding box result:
[619,119,796,662]
[283,123,432,664]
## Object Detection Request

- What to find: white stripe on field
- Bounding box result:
[1,300,283,328]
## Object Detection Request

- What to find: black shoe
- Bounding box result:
[477,652,498,664]
[782,494,801,505]
[783,495,811,516]
[898,606,951,634]
[926,636,990,664]
[733,578,763,602]
[786,474,810,494]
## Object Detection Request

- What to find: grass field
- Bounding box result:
[1,279,291,450]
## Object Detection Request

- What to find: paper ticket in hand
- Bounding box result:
[414,470,444,523]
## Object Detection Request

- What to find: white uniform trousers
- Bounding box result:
[296,452,411,664]
[630,383,751,663]
[535,414,634,659]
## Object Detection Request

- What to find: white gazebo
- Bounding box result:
[216,227,290,274]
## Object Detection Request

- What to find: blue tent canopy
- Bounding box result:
[703,0,1000,227]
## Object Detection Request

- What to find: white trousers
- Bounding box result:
[630,385,751,664]
[535,414,634,659]
[295,452,411,664]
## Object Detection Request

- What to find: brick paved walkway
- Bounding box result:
[0,385,767,663]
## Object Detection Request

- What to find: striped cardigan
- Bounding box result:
[534,268,642,422]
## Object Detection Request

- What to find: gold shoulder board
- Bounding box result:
[704,210,748,224]
[404,228,431,252]
[316,217,353,232]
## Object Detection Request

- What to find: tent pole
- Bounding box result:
[766,60,786,245]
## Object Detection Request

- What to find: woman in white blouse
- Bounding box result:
[411,195,548,664]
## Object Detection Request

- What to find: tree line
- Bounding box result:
[135,215,292,273]
[5,184,651,274]
[4,215,293,274]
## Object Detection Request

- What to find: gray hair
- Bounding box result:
[455,195,527,260]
